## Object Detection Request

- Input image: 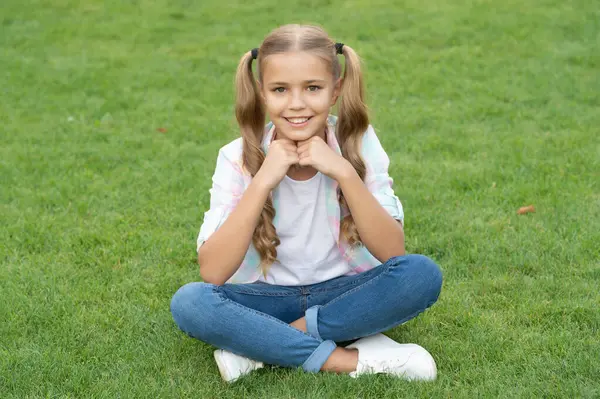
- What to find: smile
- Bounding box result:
[284,116,312,126]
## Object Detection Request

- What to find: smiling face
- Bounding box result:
[260,51,341,142]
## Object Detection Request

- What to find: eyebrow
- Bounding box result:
[267,79,327,86]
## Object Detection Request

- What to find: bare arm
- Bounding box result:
[296,134,405,263]
[337,167,405,263]
[197,178,271,285]
[198,138,299,285]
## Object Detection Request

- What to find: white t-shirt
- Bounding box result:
[257,171,352,286]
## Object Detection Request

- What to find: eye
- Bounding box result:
[307,85,321,92]
[272,87,286,93]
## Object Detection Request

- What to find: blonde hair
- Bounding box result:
[235,24,369,274]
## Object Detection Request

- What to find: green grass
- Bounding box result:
[1,0,599,397]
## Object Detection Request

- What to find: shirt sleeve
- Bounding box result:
[196,148,245,252]
[361,125,405,224]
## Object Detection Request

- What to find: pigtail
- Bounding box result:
[234,50,279,275]
[235,50,265,146]
[337,45,369,247]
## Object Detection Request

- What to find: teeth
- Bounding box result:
[287,117,309,123]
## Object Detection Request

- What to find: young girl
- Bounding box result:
[170,24,442,383]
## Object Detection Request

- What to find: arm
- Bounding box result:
[198,178,271,285]
[337,167,405,263]
[198,138,299,285]
[297,130,405,263]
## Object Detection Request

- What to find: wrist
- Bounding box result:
[335,160,358,183]
[251,172,275,193]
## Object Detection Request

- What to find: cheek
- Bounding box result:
[308,94,334,111]
[264,94,286,113]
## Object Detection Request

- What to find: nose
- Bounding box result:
[288,89,306,110]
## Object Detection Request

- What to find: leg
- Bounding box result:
[290,317,307,332]
[170,282,337,372]
[304,254,442,342]
[286,317,359,373]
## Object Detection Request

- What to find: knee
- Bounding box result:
[170,282,213,330]
[390,254,443,304]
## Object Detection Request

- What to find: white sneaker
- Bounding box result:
[346,333,437,381]
[213,349,264,383]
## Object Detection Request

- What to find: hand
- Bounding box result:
[254,138,299,190]
[297,136,352,180]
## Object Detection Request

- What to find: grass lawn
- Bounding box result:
[1,0,599,397]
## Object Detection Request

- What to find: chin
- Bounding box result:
[275,121,326,141]
[284,130,317,142]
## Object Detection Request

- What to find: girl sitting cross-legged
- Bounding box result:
[170,24,443,383]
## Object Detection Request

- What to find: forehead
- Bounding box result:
[261,51,332,83]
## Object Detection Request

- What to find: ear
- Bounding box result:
[331,78,343,106]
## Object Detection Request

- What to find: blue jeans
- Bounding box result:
[170,255,442,373]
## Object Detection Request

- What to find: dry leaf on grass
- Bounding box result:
[517,205,535,215]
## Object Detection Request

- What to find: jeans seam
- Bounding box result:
[343,307,429,342]
[213,287,318,340]
[220,287,299,297]
[309,278,364,293]
[308,257,404,294]
[317,260,397,308]
[308,268,384,293]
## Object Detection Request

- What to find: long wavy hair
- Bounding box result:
[235,24,369,275]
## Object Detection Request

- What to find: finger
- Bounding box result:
[296,148,309,160]
[297,149,310,160]
[281,142,298,151]
[298,136,321,146]
[296,141,310,153]
[287,148,301,158]
[298,156,311,166]
[268,141,283,152]
[287,152,300,164]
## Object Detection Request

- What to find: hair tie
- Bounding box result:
[250,48,259,60]
[335,42,344,55]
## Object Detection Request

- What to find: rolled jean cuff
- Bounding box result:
[301,339,337,372]
[305,305,323,340]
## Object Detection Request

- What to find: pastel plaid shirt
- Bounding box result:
[197,115,404,284]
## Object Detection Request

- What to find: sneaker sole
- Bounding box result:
[428,352,438,381]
